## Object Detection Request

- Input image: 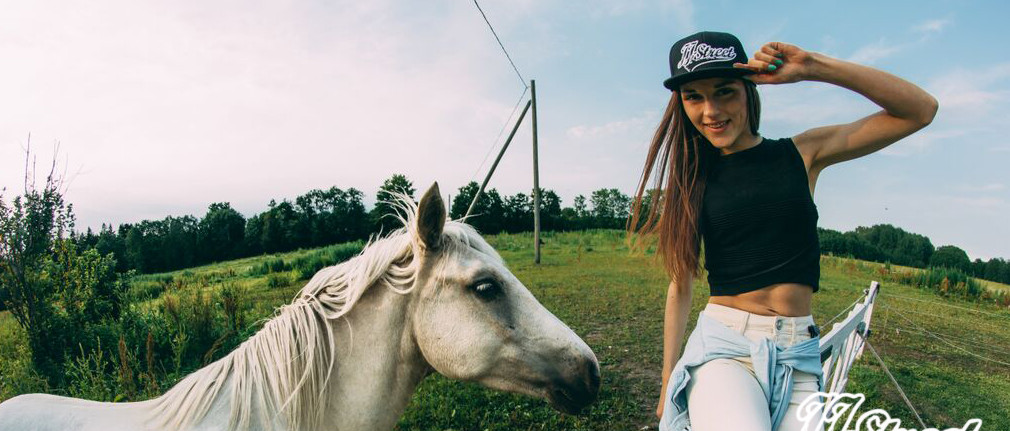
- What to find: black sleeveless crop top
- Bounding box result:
[700,137,820,296]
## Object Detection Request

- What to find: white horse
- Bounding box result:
[0,183,600,431]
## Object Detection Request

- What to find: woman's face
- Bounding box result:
[679,77,755,153]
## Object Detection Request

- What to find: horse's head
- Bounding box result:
[407,183,600,414]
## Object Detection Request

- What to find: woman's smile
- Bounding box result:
[703,119,730,133]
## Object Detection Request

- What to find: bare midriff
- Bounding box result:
[707,283,814,317]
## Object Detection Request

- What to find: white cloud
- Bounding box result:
[950,183,1006,193]
[0,1,529,229]
[947,196,1009,212]
[587,0,647,17]
[880,128,973,156]
[662,0,695,34]
[759,82,871,130]
[928,63,1010,117]
[846,21,953,66]
[567,111,658,139]
[913,18,951,34]
[847,38,903,65]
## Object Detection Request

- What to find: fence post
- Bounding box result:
[531,80,541,264]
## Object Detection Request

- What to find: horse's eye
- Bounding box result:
[470,280,501,300]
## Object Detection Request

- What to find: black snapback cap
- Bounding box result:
[663,31,755,91]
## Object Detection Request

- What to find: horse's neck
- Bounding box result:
[149,279,428,431]
[322,278,430,431]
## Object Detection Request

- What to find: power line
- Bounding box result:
[470,86,529,183]
[822,295,863,328]
[882,325,1010,358]
[881,301,1007,332]
[822,285,927,428]
[881,293,1010,319]
[859,332,929,430]
[881,304,1010,367]
[473,0,528,88]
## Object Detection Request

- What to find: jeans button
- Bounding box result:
[775,319,783,330]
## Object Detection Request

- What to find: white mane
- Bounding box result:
[148,196,496,431]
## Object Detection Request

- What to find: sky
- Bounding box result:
[1,0,1008,260]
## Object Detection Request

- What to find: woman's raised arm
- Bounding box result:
[734,42,939,173]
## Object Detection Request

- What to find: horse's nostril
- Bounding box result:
[588,360,601,391]
[552,388,568,400]
[550,387,584,415]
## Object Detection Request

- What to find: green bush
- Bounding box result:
[266,271,296,288]
[64,341,118,401]
[0,230,128,384]
[25,281,254,403]
[292,255,325,280]
[325,241,365,265]
[291,241,365,280]
[248,257,289,276]
[0,316,49,400]
[889,266,986,301]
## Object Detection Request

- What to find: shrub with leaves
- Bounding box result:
[0,156,127,383]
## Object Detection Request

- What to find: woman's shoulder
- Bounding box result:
[764,136,804,158]
[748,136,794,158]
[764,136,795,147]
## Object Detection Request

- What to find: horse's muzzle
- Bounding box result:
[548,358,601,415]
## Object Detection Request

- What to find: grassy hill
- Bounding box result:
[1,230,1008,430]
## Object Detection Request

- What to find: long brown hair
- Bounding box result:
[628,79,760,281]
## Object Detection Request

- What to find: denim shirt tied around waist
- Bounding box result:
[659,313,824,431]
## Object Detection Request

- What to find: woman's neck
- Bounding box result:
[719,133,763,156]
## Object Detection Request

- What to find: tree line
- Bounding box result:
[29,173,1010,286]
[3,168,1010,387]
[1,171,641,384]
[69,175,635,275]
[816,224,1010,285]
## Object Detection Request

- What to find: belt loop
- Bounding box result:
[742,312,750,333]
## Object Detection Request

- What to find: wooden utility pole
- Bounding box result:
[531,80,541,264]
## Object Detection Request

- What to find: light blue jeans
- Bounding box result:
[686,303,824,431]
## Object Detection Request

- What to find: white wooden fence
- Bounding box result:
[819,281,880,394]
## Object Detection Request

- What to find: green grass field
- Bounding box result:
[978,278,1010,293]
[1,230,1008,430]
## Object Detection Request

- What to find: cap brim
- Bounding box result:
[663,67,756,91]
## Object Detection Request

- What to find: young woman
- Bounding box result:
[630,31,937,431]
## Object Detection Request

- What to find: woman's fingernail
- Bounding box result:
[776,52,783,57]
[768,64,777,71]
[775,59,783,66]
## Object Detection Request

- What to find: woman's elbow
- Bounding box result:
[917,94,939,128]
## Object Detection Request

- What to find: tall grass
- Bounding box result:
[884,266,1010,306]
[0,313,49,399]
[0,238,368,404]
[1,233,1007,430]
[248,241,364,280]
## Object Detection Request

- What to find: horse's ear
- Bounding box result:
[416,182,446,250]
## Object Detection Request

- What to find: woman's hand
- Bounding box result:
[656,391,665,419]
[733,41,814,85]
